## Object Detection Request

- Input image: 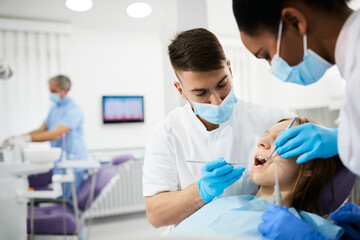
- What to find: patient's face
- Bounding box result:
[251,120,300,189]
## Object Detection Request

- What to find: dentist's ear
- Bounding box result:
[174,81,188,100]
[227,59,233,78]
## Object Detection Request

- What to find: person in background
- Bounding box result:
[2,75,87,199]
[143,28,293,231]
[232,0,360,239]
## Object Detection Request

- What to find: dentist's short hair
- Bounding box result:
[168,28,226,72]
[48,75,71,90]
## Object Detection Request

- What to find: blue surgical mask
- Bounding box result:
[270,19,332,86]
[50,93,61,104]
[180,83,238,124]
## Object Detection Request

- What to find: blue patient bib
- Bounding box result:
[173,195,344,239]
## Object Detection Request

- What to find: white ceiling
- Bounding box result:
[0,0,170,33]
[0,0,358,35]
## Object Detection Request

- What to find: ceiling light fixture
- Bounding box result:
[65,0,93,12]
[126,2,152,18]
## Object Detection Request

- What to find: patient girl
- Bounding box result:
[173,117,344,239]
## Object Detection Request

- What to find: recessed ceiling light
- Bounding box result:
[65,0,93,12]
[127,2,152,18]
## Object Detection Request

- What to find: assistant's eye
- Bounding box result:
[265,54,271,61]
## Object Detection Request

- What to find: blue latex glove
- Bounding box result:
[275,123,338,164]
[198,157,245,203]
[258,204,334,240]
[330,202,360,240]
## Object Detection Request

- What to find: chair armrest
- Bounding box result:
[28,198,72,206]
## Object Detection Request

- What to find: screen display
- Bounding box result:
[102,96,144,123]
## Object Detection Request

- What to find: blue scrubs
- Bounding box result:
[45,96,87,200]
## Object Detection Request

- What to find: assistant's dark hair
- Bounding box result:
[278,117,342,216]
[168,28,226,72]
[232,0,350,36]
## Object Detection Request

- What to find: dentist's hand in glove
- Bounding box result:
[259,204,332,240]
[198,157,245,203]
[275,123,338,164]
[330,201,360,240]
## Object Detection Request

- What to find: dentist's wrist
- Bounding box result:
[198,179,214,203]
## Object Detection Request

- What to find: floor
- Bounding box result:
[84,212,166,240]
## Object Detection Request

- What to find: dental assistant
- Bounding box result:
[2,75,87,199]
[232,0,360,239]
[143,28,292,229]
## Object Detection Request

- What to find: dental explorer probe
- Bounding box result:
[265,116,298,207]
[186,160,241,166]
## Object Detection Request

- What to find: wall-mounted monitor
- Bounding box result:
[102,96,144,123]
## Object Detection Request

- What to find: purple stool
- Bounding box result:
[27,166,118,235]
[318,165,356,215]
[112,154,134,166]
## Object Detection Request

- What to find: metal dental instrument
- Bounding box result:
[266,116,298,207]
[186,160,241,166]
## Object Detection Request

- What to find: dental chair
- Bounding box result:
[319,164,357,215]
[26,165,118,239]
[112,153,134,166]
[28,169,53,191]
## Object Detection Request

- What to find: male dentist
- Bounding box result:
[143,28,292,229]
[3,75,87,199]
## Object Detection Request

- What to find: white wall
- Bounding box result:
[1,0,358,150]
[66,28,165,150]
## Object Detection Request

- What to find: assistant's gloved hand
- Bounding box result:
[198,157,245,203]
[274,123,338,164]
[330,202,360,240]
[259,204,333,240]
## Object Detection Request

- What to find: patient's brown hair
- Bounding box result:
[278,117,342,216]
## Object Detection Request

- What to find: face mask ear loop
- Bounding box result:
[178,81,192,103]
[303,34,308,56]
[276,19,283,56]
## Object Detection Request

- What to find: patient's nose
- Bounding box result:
[257,137,271,149]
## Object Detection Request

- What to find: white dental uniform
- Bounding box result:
[336,9,360,176]
[143,99,293,197]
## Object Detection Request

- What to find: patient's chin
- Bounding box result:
[250,172,274,186]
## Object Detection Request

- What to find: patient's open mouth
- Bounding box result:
[254,154,267,166]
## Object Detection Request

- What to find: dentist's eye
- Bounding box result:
[217,79,228,89]
[195,92,207,97]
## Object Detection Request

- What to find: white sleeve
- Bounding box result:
[338,45,360,176]
[142,124,180,197]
